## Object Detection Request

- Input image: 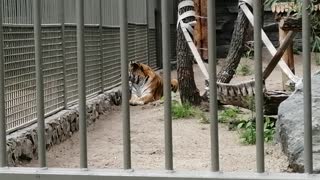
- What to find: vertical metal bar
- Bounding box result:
[0,0,7,168]
[76,0,88,169]
[60,0,68,108]
[119,0,131,170]
[99,0,104,92]
[161,0,173,170]
[146,0,150,66]
[207,0,219,172]
[253,0,264,173]
[33,0,46,168]
[302,0,313,174]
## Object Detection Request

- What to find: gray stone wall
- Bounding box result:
[6,89,122,166]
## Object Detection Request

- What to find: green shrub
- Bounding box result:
[236,64,252,76]
[218,107,240,123]
[236,116,276,145]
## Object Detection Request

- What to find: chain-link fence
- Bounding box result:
[3,0,162,133]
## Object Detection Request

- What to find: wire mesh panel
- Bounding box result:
[170,24,177,63]
[128,24,136,63]
[42,26,64,114]
[134,25,148,64]
[128,24,149,64]
[3,26,37,131]
[84,26,102,95]
[102,27,121,89]
[148,29,157,69]
[64,25,78,104]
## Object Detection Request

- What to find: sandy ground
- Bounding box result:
[21,48,319,172]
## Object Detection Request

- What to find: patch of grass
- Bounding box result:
[236,116,276,145]
[236,64,252,76]
[218,107,241,123]
[171,101,208,123]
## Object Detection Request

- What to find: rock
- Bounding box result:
[62,121,70,135]
[20,138,33,160]
[46,124,53,144]
[52,129,58,144]
[71,122,76,132]
[276,72,320,173]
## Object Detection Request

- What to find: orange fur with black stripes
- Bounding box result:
[128,62,178,105]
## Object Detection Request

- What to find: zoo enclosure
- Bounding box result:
[0,0,177,133]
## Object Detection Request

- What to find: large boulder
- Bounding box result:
[276,71,320,173]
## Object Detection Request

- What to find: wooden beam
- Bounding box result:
[263,30,297,80]
[240,4,300,83]
[279,27,295,90]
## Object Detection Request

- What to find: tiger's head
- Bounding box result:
[128,62,150,85]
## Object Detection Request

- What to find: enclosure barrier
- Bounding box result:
[0,0,320,180]
[0,0,160,134]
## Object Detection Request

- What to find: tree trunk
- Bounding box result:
[177,0,201,105]
[217,1,264,83]
[216,9,250,83]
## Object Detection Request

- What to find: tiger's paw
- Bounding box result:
[135,100,145,105]
[129,99,145,106]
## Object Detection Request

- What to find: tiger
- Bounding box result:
[128,62,178,105]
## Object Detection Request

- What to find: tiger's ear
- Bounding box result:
[130,62,140,69]
[139,64,144,71]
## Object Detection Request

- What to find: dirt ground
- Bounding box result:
[21,48,319,172]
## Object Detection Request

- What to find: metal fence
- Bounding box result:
[1,0,161,133]
[0,0,319,180]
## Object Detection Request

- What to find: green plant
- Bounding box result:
[236,64,253,76]
[218,107,240,123]
[237,119,256,144]
[236,116,276,145]
[263,116,276,142]
[237,96,276,144]
[171,101,208,123]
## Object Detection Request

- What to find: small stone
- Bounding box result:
[71,122,76,132]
